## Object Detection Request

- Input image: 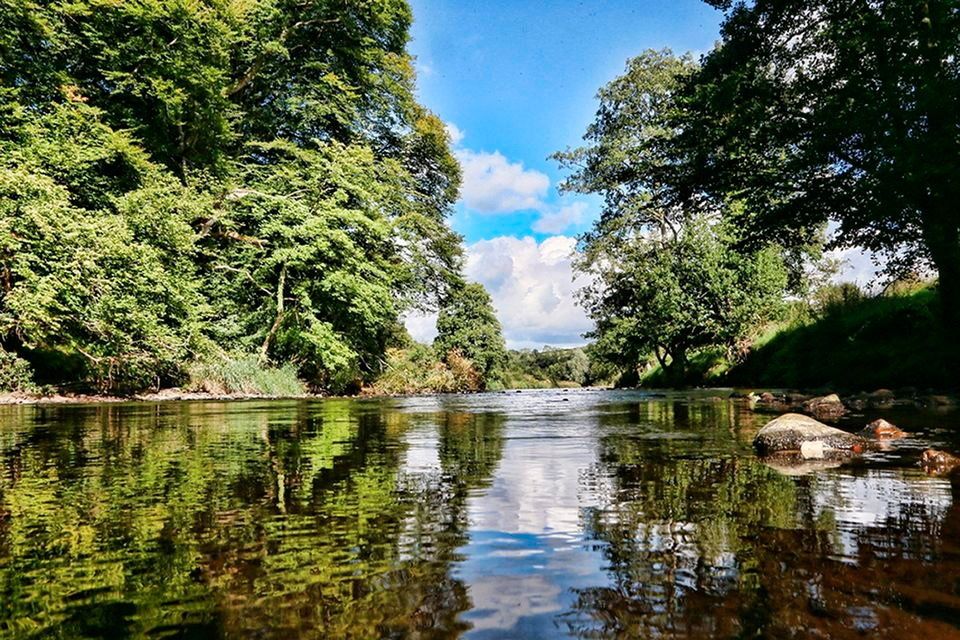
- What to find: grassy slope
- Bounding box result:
[643,287,957,392]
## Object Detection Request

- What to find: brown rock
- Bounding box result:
[920,449,960,475]
[802,393,847,420]
[858,418,907,440]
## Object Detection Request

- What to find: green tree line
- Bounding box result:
[559,1,960,385]
[0,0,503,394]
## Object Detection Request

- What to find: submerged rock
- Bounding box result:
[753,413,867,455]
[748,391,806,414]
[802,394,847,420]
[920,449,960,475]
[858,418,907,440]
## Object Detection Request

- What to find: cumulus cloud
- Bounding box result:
[404,310,439,344]
[466,235,593,348]
[456,149,550,213]
[402,236,593,348]
[532,201,589,234]
[444,121,465,146]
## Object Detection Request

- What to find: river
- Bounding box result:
[1,389,959,638]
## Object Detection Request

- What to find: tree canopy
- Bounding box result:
[0,0,493,393]
[434,282,507,388]
[680,0,960,325]
[556,51,789,382]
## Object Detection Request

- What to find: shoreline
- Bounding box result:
[1,385,956,408]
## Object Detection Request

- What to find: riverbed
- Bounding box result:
[1,389,959,638]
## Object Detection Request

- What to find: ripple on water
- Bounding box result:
[1,390,960,639]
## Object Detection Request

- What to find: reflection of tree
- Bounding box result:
[566,398,960,639]
[0,400,506,639]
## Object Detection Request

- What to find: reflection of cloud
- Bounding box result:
[451,412,611,634]
[810,470,953,559]
[460,572,563,632]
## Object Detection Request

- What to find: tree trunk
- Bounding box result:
[922,216,960,331]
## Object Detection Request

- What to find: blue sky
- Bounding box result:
[409,0,721,242]
[405,1,724,348]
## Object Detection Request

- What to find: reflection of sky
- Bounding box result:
[810,470,953,560]
[391,391,960,638]
[454,420,613,638]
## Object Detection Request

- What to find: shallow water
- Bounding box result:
[1,389,959,639]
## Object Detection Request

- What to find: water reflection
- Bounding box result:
[0,391,959,638]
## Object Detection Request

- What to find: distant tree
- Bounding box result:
[434,282,506,388]
[556,50,788,382]
[684,0,960,326]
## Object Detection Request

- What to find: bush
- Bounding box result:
[0,349,38,393]
[187,355,305,396]
[369,346,482,394]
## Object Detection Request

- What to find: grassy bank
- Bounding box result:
[641,285,958,392]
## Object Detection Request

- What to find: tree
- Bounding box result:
[580,217,786,382]
[0,0,480,392]
[682,0,960,326]
[556,51,788,382]
[0,104,206,390]
[434,282,507,388]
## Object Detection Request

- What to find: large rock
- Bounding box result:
[753,413,867,455]
[802,394,847,420]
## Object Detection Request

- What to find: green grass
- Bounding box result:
[637,285,957,392]
[725,286,955,391]
[187,355,306,396]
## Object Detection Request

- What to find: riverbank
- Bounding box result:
[0,389,317,405]
[639,285,959,393]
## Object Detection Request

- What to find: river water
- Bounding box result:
[1,389,959,638]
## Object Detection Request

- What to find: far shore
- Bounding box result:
[1,386,956,409]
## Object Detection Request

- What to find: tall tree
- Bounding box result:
[0,0,489,392]
[684,0,960,325]
[556,51,788,382]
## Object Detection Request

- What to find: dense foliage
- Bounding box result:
[683,0,960,326]
[500,346,615,389]
[556,51,789,383]
[434,282,507,386]
[0,0,491,393]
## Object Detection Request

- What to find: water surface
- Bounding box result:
[1,390,959,638]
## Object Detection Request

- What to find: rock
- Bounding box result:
[858,418,907,440]
[753,413,867,455]
[749,391,803,414]
[802,393,847,420]
[800,440,826,459]
[920,449,960,475]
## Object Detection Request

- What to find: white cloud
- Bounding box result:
[456,149,550,213]
[444,121,465,146]
[402,236,594,349]
[404,310,439,344]
[828,246,881,290]
[532,201,589,234]
[466,235,593,348]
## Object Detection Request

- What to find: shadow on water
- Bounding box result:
[0,391,959,638]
